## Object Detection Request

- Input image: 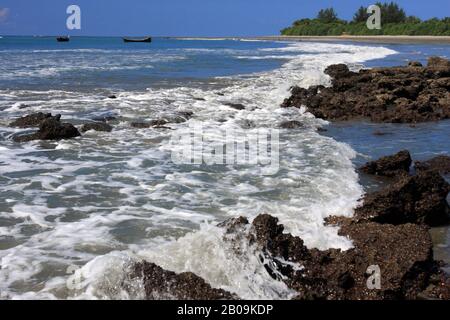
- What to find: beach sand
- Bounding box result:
[254,35,450,44]
[175,35,450,44]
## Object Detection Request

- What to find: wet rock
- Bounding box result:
[420,272,450,300]
[279,120,304,129]
[408,61,423,67]
[133,261,237,300]
[9,112,59,128]
[81,122,113,133]
[282,57,450,123]
[427,56,450,72]
[131,119,169,128]
[108,95,117,99]
[415,155,450,175]
[249,214,310,263]
[131,122,151,129]
[355,171,450,226]
[92,115,117,123]
[13,117,80,142]
[360,150,412,177]
[230,214,440,300]
[177,111,194,120]
[324,64,357,80]
[168,112,193,124]
[224,103,246,111]
[373,130,392,136]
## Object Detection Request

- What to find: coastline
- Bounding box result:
[1,36,449,300]
[174,35,450,44]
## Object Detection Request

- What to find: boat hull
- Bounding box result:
[123,37,152,43]
[56,37,70,42]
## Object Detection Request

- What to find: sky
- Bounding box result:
[0,0,449,36]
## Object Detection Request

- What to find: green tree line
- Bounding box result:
[281,2,450,36]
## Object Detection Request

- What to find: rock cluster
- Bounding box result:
[130,150,450,300]
[357,151,450,226]
[12,115,81,142]
[132,261,237,300]
[360,150,412,177]
[81,122,113,133]
[415,155,450,175]
[281,57,450,123]
[9,112,59,128]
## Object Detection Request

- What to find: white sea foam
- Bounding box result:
[0,41,397,299]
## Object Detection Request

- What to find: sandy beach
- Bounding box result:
[254,35,450,44]
[175,35,450,44]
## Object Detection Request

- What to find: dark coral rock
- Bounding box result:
[279,120,304,129]
[81,122,113,133]
[248,214,439,300]
[360,150,412,177]
[282,57,450,123]
[36,117,81,140]
[9,112,59,128]
[13,117,80,142]
[324,64,357,80]
[415,155,450,175]
[224,103,246,110]
[133,261,237,300]
[355,171,450,226]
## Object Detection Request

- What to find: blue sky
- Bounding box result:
[0,0,449,36]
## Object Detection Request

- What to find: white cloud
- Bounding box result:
[0,8,10,23]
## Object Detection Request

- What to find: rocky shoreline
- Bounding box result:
[5,57,450,300]
[281,57,450,123]
[125,58,450,300]
[129,151,450,300]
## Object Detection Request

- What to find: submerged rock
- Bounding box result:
[224,103,246,110]
[9,112,59,128]
[132,261,236,300]
[131,119,169,129]
[81,122,113,133]
[415,155,450,175]
[282,57,450,123]
[279,120,304,129]
[13,117,80,142]
[360,150,412,177]
[92,115,117,123]
[355,171,450,226]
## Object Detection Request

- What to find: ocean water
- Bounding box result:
[0,36,449,299]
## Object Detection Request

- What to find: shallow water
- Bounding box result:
[0,37,449,299]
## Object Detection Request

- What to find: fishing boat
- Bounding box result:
[123,37,152,43]
[56,36,70,42]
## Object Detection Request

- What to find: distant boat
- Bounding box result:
[57,36,70,42]
[123,37,152,43]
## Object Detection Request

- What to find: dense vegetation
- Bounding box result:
[281,2,450,36]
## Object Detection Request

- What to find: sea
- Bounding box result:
[0,36,449,299]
